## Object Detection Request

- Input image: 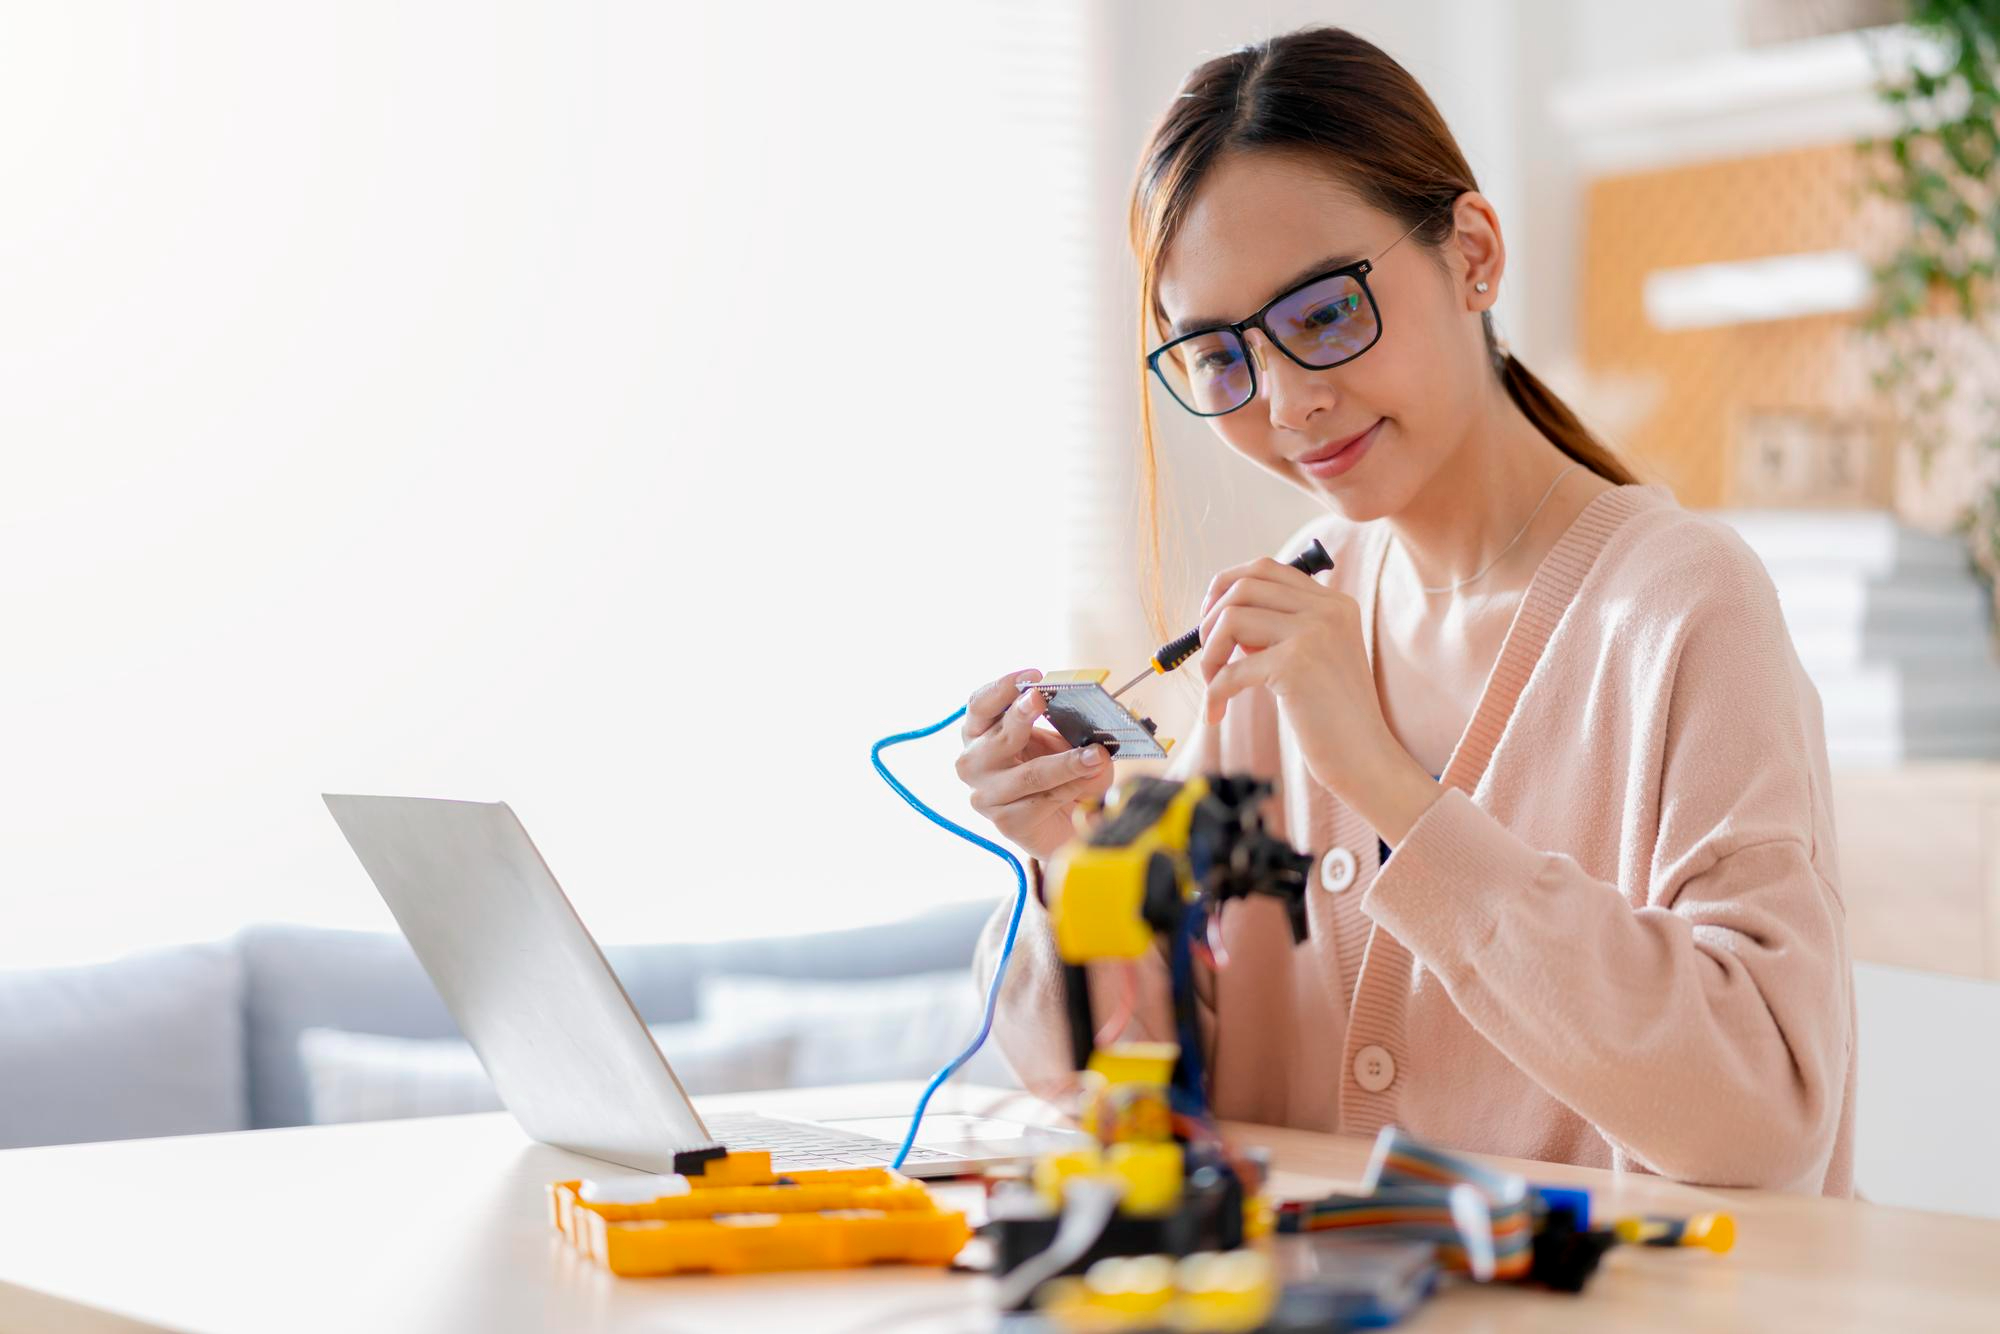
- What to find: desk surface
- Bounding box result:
[2,1082,1997,1333]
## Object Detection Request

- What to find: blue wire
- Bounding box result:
[870,705,1028,1172]
[1167,903,1208,1119]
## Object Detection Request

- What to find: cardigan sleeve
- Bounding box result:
[1359,553,1852,1191]
[972,857,1186,1098]
[974,692,1233,1098]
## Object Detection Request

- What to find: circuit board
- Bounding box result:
[1021,669,1173,761]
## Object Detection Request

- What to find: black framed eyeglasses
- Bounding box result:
[1145,217,1426,418]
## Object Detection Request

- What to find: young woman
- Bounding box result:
[954,27,1853,1194]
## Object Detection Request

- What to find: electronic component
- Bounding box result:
[1274,1128,1661,1296]
[1270,1236,1440,1328]
[1023,669,1173,761]
[1277,1127,1534,1282]
[984,1121,1258,1311]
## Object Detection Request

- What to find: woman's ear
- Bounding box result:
[1450,192,1505,313]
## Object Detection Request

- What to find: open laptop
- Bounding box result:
[322,794,1074,1178]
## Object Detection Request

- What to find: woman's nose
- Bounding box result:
[1249,330,1336,431]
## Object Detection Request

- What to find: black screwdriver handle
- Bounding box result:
[1152,625,1205,675]
[1292,538,1335,578]
[1150,539,1334,673]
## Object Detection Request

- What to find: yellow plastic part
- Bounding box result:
[584,1207,970,1276]
[1038,1250,1277,1334]
[1686,1212,1736,1254]
[1172,1251,1280,1333]
[548,1153,971,1277]
[1145,774,1206,848]
[681,1149,780,1186]
[1040,1255,1176,1326]
[1033,1148,1106,1210]
[1027,1142,1183,1218]
[1614,1211,1736,1254]
[1107,1141,1184,1217]
[1049,844,1154,961]
[1049,776,1209,964]
[1080,1068,1176,1145]
[1241,1193,1275,1242]
[1038,668,1112,686]
[1086,1043,1179,1090]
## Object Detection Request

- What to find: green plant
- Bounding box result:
[1864,1,2000,575]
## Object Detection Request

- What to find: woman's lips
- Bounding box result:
[1296,419,1383,480]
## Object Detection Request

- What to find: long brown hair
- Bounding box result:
[1129,26,1634,639]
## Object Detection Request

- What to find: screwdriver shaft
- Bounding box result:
[1108,666,1154,701]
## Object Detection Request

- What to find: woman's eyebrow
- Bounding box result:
[1170,252,1361,337]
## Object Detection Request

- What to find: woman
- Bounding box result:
[954,27,1853,1194]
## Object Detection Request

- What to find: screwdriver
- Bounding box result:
[1108,539,1335,700]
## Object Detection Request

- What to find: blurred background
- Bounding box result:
[7,1,2000,1216]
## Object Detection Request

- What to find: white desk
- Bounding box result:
[2,1082,1997,1333]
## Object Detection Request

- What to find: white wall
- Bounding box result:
[1,1,1089,964]
[1854,963,2000,1218]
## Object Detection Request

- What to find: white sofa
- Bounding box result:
[0,899,1004,1150]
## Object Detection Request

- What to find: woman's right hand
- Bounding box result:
[956,668,1115,865]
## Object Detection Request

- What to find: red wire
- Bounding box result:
[1095,959,1140,1047]
[1205,902,1231,969]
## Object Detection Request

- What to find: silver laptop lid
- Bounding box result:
[322,794,711,1172]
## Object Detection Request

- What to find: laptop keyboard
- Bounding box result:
[703,1112,960,1168]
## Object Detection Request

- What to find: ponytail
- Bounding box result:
[1485,313,1636,485]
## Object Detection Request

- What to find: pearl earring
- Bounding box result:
[1474,281,1490,293]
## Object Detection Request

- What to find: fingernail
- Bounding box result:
[1014,670,1040,687]
[1081,745,1105,766]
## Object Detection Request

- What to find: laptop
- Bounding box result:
[322,793,1075,1179]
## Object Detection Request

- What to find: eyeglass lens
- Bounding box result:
[1156,270,1377,416]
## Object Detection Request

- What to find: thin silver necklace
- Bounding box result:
[1403,462,1581,595]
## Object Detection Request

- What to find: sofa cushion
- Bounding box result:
[237,924,464,1128]
[0,943,246,1149]
[698,969,1021,1089]
[236,900,996,1129]
[298,1020,797,1124]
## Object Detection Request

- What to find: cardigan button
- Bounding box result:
[1319,846,1357,893]
[1353,1044,1395,1093]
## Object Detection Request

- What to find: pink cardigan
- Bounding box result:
[976,483,1856,1195]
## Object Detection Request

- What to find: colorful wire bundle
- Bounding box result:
[1365,1125,1528,1204]
[1276,1127,1536,1281]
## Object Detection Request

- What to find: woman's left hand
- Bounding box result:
[1197,556,1441,843]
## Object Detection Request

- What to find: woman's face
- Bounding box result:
[1154,151,1497,521]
